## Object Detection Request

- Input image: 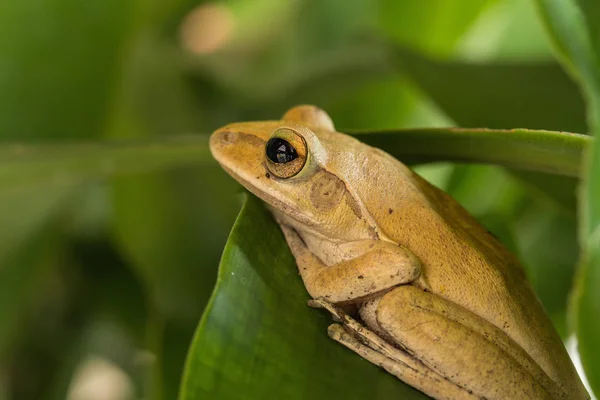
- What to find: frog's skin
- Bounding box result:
[209,105,589,400]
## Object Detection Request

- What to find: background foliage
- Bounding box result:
[0,0,598,399]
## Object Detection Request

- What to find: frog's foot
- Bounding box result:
[327,324,477,400]
[311,297,398,356]
[307,299,324,309]
[313,298,477,400]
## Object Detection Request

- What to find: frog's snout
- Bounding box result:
[209,127,243,163]
[209,129,233,164]
[209,124,271,176]
[209,129,238,154]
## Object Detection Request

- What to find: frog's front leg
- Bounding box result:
[279,224,421,303]
[375,286,565,400]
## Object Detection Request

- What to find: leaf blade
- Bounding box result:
[351,128,590,177]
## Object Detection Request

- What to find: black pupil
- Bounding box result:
[266,138,298,163]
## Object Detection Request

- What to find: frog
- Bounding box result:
[209,105,589,400]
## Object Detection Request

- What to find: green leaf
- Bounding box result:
[179,195,428,400]
[576,237,600,394]
[533,0,600,225]
[379,0,498,57]
[534,0,600,395]
[392,47,587,133]
[534,1,600,116]
[351,128,590,177]
[0,135,211,196]
[443,165,523,218]
[324,75,418,131]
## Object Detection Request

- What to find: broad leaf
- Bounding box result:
[379,0,498,57]
[392,47,587,133]
[352,127,590,177]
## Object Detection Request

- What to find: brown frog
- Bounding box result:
[210,105,589,400]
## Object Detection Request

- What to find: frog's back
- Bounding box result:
[332,133,587,398]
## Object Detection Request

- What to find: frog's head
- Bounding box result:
[210,105,378,241]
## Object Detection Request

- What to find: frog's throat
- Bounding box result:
[220,163,317,228]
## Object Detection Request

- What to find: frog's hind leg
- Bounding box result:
[374,286,563,400]
[312,299,477,400]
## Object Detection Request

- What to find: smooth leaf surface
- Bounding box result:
[352,128,590,177]
[535,0,600,229]
[535,0,600,394]
[578,127,600,391]
[577,237,600,395]
[180,195,428,400]
[379,0,498,57]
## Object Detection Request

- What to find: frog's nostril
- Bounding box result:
[219,130,238,144]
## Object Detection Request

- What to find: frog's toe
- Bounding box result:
[307,299,324,308]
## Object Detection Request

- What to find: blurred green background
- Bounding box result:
[0,0,595,399]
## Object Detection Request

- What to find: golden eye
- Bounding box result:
[265,128,307,178]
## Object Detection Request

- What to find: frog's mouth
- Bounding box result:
[219,162,317,228]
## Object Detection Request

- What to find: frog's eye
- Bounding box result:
[266,138,297,163]
[265,128,307,178]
